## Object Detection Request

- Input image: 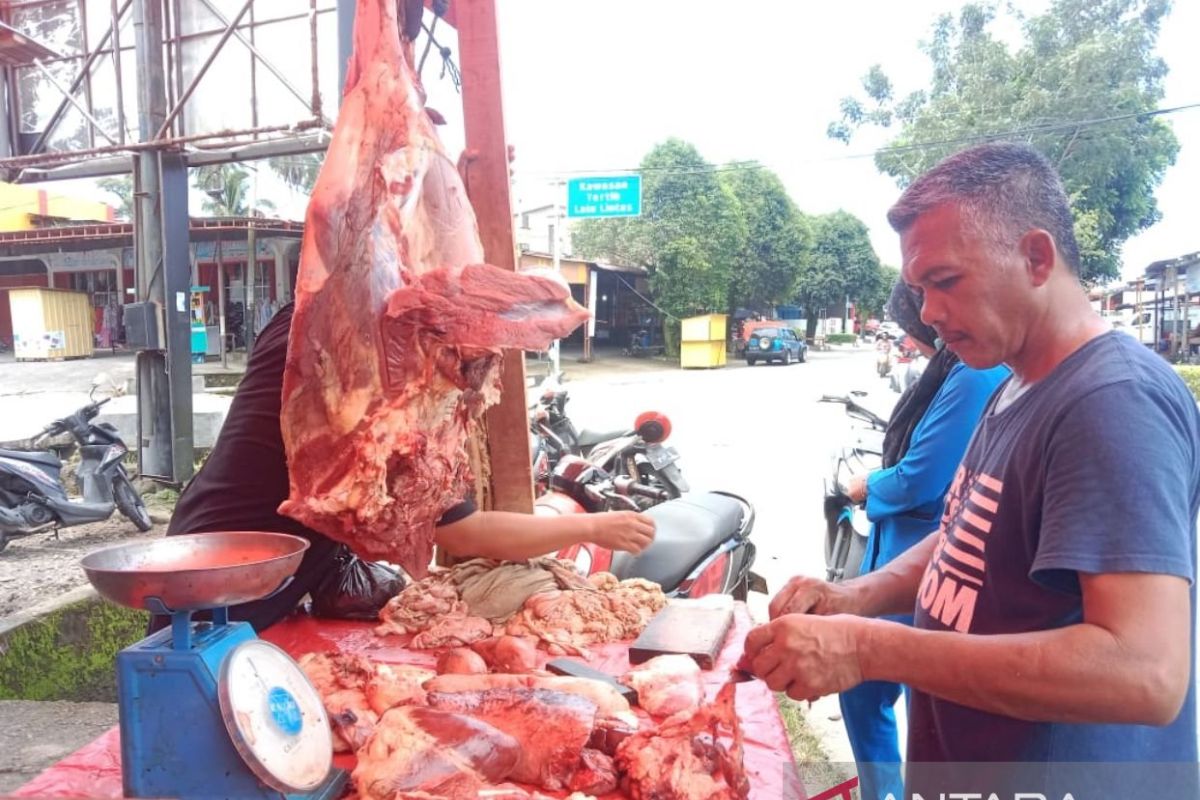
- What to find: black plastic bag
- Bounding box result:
[310,545,405,620]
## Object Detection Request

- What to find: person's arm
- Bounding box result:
[435,509,654,561]
[768,530,939,620]
[863,365,1001,519]
[752,571,1189,725]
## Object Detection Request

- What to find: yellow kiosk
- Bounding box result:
[680,313,728,369]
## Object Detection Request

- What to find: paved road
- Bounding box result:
[560,346,901,763]
[561,346,898,598]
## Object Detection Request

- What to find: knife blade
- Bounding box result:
[545,657,639,705]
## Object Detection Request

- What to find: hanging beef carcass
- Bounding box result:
[279,0,588,574]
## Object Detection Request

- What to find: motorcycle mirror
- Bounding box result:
[850,390,868,397]
[634,411,672,444]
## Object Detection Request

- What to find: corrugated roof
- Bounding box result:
[0,21,63,66]
[0,217,304,256]
[521,250,646,275]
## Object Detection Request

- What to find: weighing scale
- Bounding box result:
[81,532,349,800]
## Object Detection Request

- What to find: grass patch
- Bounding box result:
[144,487,179,512]
[777,694,855,797]
[0,597,147,702]
[824,333,858,345]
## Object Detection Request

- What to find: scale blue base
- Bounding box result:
[116,616,347,800]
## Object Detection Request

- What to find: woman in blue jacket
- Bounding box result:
[840,282,1009,800]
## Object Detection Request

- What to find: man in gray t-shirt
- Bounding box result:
[907,330,1197,789]
[745,143,1198,798]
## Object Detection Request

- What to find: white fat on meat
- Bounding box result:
[620,655,705,717]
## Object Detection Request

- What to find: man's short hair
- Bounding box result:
[886,142,1081,274]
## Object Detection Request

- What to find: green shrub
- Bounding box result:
[1175,366,1200,402]
[824,333,858,345]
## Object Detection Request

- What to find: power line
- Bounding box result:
[523,161,765,179]
[831,101,1200,161]
[518,100,1199,184]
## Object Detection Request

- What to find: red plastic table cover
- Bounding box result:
[11,603,804,799]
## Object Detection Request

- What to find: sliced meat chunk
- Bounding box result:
[620,654,705,717]
[352,706,520,800]
[426,687,598,790]
[324,688,378,753]
[365,663,435,714]
[615,682,748,800]
[423,673,636,728]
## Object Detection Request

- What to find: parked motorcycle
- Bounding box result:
[535,454,766,599]
[890,353,928,394]
[818,392,886,582]
[529,374,688,508]
[875,337,894,378]
[0,389,151,553]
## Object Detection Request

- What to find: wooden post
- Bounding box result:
[582,266,593,362]
[457,0,533,514]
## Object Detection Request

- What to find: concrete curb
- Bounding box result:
[0,585,98,639]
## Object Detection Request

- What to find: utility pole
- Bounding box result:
[132,0,193,483]
[550,192,562,374]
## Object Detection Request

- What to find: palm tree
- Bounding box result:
[194,164,277,217]
[268,153,324,196]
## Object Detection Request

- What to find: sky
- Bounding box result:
[44,0,1200,284]
[472,0,1197,283]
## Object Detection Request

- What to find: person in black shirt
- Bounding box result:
[157,302,654,631]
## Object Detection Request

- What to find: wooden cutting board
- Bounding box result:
[628,603,735,669]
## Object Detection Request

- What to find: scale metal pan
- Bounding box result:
[80,532,309,612]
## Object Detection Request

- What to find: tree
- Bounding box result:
[269,153,325,196]
[719,167,813,313]
[828,0,1179,282]
[193,164,277,217]
[571,139,748,354]
[858,264,901,322]
[97,175,133,221]
[795,211,884,340]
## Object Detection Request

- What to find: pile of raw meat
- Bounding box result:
[376,558,667,655]
[299,650,749,800]
[278,0,589,576]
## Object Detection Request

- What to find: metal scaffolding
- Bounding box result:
[0,0,346,484]
[0,0,531,512]
[0,0,338,182]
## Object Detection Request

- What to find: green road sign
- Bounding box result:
[566,175,642,218]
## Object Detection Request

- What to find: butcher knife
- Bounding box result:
[545,657,639,705]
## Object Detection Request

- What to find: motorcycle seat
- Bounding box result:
[609,492,745,590]
[0,448,60,467]
[576,427,630,449]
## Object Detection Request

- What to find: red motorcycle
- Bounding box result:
[534,455,765,600]
[529,385,688,509]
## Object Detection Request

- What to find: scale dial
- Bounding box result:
[218,639,334,793]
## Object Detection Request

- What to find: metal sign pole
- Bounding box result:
[132,0,193,484]
[550,187,561,375]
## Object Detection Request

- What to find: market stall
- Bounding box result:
[13,605,802,800]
